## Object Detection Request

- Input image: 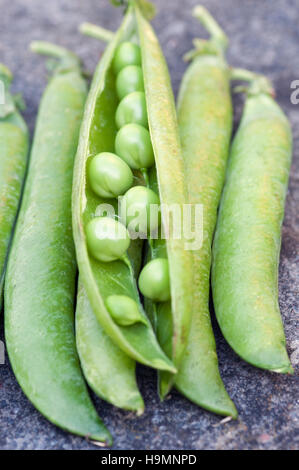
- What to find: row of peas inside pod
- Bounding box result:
[85,41,171,327]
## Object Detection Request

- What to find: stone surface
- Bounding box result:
[0,0,298,450]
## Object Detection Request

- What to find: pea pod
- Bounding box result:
[76,282,144,414]
[136,4,192,378]
[76,240,144,414]
[0,65,29,309]
[212,69,293,374]
[5,43,111,444]
[172,6,237,417]
[142,7,237,417]
[73,0,192,373]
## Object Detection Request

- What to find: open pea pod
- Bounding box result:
[73,0,192,372]
[76,280,145,414]
[76,240,145,414]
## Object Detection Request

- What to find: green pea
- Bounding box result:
[88,152,133,199]
[113,41,141,74]
[115,91,148,129]
[116,65,144,100]
[115,123,154,170]
[106,295,147,326]
[86,217,130,262]
[139,258,171,302]
[120,185,160,236]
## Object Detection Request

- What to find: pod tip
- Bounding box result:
[192,5,207,18]
[272,363,294,374]
[88,434,113,447]
[136,406,145,417]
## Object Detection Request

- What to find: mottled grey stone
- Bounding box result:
[0,0,298,451]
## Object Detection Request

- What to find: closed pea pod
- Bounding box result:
[144,6,237,417]
[4,43,111,443]
[174,6,237,416]
[0,65,29,310]
[212,70,293,373]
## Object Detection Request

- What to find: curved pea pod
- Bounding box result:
[0,65,29,309]
[145,6,237,417]
[76,241,144,414]
[5,43,111,444]
[212,71,293,374]
[73,2,192,372]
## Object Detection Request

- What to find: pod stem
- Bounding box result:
[31,41,77,60]
[141,168,150,187]
[193,5,228,53]
[30,41,80,72]
[122,254,136,282]
[230,68,259,83]
[79,23,114,43]
[231,67,275,97]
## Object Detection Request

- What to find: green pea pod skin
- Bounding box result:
[76,240,145,414]
[146,5,237,415]
[73,4,191,372]
[76,282,144,414]
[135,5,193,378]
[154,53,237,416]
[0,68,29,309]
[5,49,111,444]
[212,91,293,374]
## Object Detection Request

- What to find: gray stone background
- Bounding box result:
[0,0,298,450]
